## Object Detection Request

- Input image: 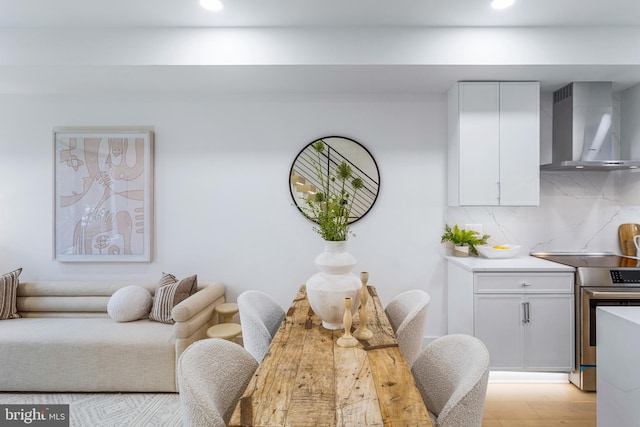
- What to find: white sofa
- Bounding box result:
[0,280,226,392]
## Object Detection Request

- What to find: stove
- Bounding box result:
[532,252,640,391]
[533,252,640,269]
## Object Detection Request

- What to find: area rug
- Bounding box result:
[0,393,182,426]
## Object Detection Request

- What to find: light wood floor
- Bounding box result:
[482,383,596,427]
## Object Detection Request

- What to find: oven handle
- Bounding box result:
[584,289,640,298]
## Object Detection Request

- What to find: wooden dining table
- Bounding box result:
[228,284,433,427]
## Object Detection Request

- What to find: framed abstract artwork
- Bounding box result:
[53,128,154,262]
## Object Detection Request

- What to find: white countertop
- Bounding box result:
[446,255,575,272]
[597,306,640,427]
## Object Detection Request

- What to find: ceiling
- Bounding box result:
[2,0,640,95]
[2,0,640,28]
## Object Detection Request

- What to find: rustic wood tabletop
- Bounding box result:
[228,284,432,427]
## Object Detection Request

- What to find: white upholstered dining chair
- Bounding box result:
[237,290,286,362]
[384,289,431,367]
[411,334,490,427]
[177,338,258,427]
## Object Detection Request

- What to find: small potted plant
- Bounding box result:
[440,224,490,257]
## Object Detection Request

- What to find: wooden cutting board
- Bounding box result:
[619,223,640,256]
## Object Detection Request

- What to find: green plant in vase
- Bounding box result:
[441,224,490,256]
[299,140,366,329]
[302,140,364,241]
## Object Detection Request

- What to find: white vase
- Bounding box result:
[306,240,361,330]
[454,245,470,257]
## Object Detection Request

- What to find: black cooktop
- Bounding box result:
[532,253,640,268]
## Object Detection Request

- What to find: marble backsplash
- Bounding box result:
[445,170,640,255]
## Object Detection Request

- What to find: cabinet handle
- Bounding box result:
[522,281,531,287]
[524,301,530,324]
[522,302,527,323]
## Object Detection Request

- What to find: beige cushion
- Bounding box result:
[107,285,153,322]
[18,296,111,313]
[150,275,197,324]
[15,281,211,317]
[17,281,159,297]
[0,318,176,392]
[0,268,22,320]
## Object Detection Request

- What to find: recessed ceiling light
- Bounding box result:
[200,0,224,12]
[491,0,515,9]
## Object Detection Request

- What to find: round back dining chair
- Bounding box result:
[237,290,286,363]
[384,289,431,367]
[411,334,490,427]
[177,338,258,427]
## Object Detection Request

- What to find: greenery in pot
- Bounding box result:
[440,224,490,256]
[301,140,364,241]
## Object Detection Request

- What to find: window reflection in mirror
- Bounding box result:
[289,136,380,224]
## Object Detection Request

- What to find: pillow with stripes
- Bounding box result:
[0,268,22,320]
[149,274,198,324]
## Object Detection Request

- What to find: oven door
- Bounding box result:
[582,287,640,365]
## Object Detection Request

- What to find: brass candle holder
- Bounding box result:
[353,272,373,340]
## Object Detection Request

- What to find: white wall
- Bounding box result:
[4,89,640,342]
[0,92,449,337]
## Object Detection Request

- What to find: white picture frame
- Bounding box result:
[53,127,154,262]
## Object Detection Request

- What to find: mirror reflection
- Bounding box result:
[290,136,380,224]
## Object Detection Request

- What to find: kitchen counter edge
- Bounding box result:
[445,255,575,272]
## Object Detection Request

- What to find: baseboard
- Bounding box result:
[489,371,569,383]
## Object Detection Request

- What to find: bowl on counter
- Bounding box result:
[476,244,522,259]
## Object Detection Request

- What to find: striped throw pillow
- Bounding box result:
[158,272,177,287]
[149,274,198,324]
[0,268,22,320]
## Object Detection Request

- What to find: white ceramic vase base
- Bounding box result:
[307,272,361,330]
[306,241,361,330]
[323,320,345,330]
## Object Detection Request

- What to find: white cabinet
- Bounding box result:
[475,292,574,371]
[447,263,574,372]
[447,81,540,206]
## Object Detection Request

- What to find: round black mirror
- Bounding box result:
[289,136,380,224]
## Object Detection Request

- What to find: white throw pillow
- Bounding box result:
[107,285,153,322]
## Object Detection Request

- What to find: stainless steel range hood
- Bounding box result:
[541,81,640,171]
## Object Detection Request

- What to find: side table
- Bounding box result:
[206,302,242,342]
